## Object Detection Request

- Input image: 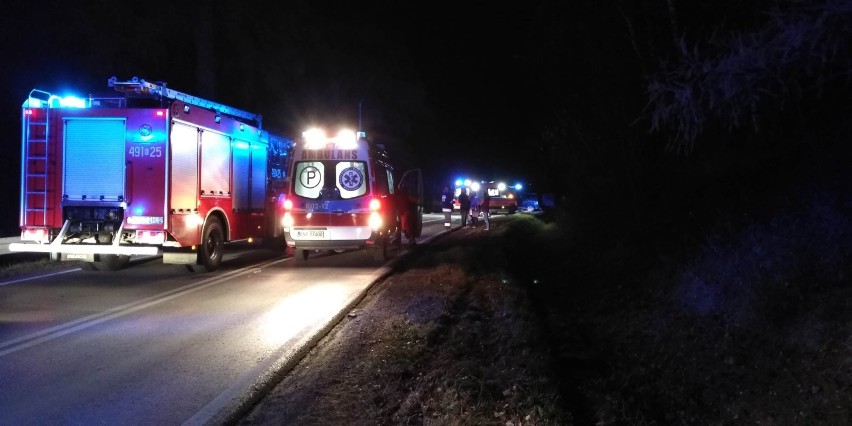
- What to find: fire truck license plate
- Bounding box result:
[294,229,327,239]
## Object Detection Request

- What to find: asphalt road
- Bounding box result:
[0,214,459,425]
[0,236,17,256]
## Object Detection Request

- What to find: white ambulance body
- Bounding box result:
[281,128,422,261]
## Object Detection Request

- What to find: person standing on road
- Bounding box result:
[458,188,471,227]
[441,186,453,229]
[480,191,491,231]
[396,183,417,245]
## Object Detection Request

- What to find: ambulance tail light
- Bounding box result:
[280,195,294,228]
[368,198,382,230]
[282,212,294,228]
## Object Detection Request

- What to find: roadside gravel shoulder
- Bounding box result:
[236,221,568,425]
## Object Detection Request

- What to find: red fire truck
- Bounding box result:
[10,77,293,272]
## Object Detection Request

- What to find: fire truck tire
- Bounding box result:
[90,254,131,271]
[198,217,224,272]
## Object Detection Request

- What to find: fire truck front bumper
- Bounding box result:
[8,242,159,256]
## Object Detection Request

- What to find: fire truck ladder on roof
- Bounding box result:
[21,89,52,227]
[107,76,263,128]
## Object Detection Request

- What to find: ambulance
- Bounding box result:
[280,128,422,261]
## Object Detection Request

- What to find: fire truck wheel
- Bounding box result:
[90,254,131,271]
[198,217,224,272]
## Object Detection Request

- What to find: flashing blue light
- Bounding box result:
[454,179,463,187]
[46,94,87,108]
[24,98,44,108]
[133,206,145,216]
[514,183,523,191]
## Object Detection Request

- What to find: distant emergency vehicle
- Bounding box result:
[454,179,519,215]
[280,128,422,261]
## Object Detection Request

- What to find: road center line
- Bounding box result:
[0,268,82,287]
[0,258,286,357]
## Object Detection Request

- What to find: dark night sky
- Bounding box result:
[6,1,833,235]
[0,1,668,234]
[0,2,558,189]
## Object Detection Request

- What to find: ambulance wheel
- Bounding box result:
[296,249,309,261]
[198,217,224,272]
[90,254,130,271]
[264,235,287,252]
[373,236,389,261]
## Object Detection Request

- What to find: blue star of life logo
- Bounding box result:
[339,167,363,191]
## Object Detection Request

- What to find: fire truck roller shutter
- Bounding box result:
[170,123,199,211]
[64,118,126,201]
[200,131,231,196]
[233,139,250,211]
[250,141,267,209]
[232,139,268,211]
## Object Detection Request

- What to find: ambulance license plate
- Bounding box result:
[294,229,327,239]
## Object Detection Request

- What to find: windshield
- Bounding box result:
[293,160,368,200]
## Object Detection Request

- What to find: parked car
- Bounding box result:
[519,193,541,212]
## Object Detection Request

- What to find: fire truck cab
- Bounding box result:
[281,128,422,261]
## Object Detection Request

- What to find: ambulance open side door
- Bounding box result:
[398,169,423,238]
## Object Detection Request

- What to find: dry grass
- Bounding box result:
[239,195,852,425]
